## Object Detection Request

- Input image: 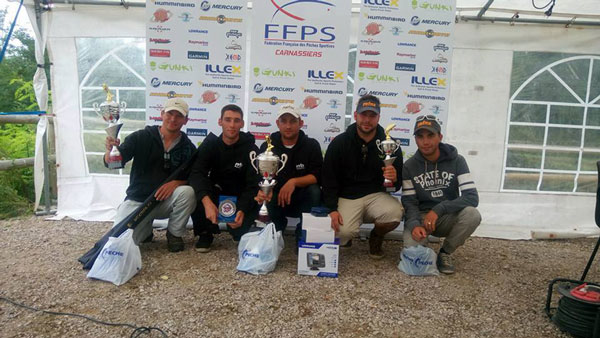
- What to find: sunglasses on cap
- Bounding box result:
[416,115,440,123]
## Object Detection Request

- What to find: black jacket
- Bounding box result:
[188,132,260,213]
[112,125,196,202]
[322,123,403,211]
[259,130,323,191]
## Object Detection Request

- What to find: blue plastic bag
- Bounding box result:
[398,245,439,276]
[236,223,284,275]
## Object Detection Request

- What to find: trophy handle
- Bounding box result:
[249,151,258,173]
[375,139,383,153]
[92,102,101,117]
[277,153,288,175]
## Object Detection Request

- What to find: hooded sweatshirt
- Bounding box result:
[259,130,323,192]
[401,142,478,232]
[112,125,195,202]
[322,123,403,211]
[188,131,259,213]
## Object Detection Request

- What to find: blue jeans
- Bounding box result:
[266,183,322,239]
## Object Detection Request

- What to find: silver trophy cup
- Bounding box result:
[376,136,401,192]
[93,84,127,169]
[249,137,288,224]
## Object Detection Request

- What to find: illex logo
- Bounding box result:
[188,51,209,60]
[363,0,399,8]
[308,70,344,80]
[411,76,446,87]
[205,64,241,74]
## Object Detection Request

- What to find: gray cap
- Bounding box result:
[356,98,380,115]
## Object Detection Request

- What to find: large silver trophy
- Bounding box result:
[249,135,288,224]
[93,84,127,169]
[376,124,401,192]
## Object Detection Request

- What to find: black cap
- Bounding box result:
[413,115,441,135]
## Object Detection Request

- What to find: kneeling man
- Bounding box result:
[402,115,481,274]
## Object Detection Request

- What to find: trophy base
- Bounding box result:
[107,155,123,169]
[384,180,395,193]
[257,213,271,224]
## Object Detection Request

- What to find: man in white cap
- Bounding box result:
[255,104,323,245]
[104,97,197,252]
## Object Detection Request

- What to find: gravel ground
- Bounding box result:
[0,216,597,338]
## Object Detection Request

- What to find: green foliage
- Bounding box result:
[0,5,45,218]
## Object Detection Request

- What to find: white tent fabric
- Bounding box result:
[26,6,51,210]
[17,1,600,239]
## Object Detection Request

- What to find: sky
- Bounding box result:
[3,1,34,35]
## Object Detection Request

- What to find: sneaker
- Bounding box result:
[368,229,384,260]
[437,252,455,274]
[166,231,184,253]
[141,232,154,244]
[195,233,213,253]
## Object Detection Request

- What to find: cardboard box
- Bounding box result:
[300,228,335,244]
[302,213,331,231]
[297,240,339,278]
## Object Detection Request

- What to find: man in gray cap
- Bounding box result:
[402,115,481,274]
[105,97,197,252]
[322,94,404,259]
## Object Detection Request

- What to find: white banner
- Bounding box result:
[248,0,352,148]
[353,0,457,158]
[146,0,248,144]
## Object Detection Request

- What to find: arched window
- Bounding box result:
[503,54,600,194]
[77,38,146,175]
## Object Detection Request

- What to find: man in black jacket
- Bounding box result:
[322,95,404,259]
[255,104,323,243]
[105,98,197,252]
[188,104,260,252]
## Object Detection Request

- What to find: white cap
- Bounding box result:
[276,104,300,119]
[163,98,189,117]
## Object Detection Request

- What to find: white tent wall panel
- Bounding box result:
[38,5,600,237]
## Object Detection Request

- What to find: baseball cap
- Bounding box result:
[413,115,442,135]
[163,98,189,117]
[277,104,300,119]
[356,98,380,115]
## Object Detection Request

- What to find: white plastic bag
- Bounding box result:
[87,229,142,285]
[398,245,439,276]
[236,223,284,275]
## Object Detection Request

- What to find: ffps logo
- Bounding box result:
[271,0,335,21]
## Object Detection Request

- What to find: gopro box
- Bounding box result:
[297,240,339,278]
